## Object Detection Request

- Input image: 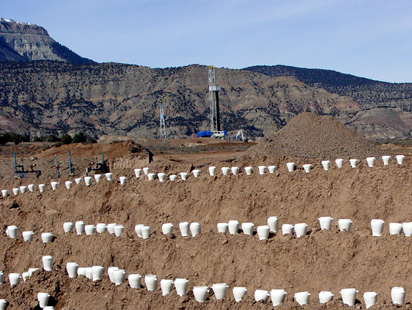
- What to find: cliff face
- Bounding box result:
[0,18,94,64]
[0,61,361,139]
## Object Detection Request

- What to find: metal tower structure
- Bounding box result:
[159,100,167,140]
[208,66,222,132]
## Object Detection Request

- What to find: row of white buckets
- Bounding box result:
[2,154,406,198]
[62,260,406,308]
[132,154,405,180]
[4,217,406,243]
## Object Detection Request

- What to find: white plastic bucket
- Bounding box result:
[38,184,45,193]
[84,176,92,186]
[364,291,377,309]
[396,155,405,165]
[212,283,228,300]
[105,173,113,181]
[105,222,115,233]
[366,157,376,167]
[271,289,286,306]
[19,186,27,194]
[66,262,79,278]
[349,159,358,168]
[114,225,124,237]
[119,176,126,185]
[143,167,149,175]
[74,178,82,184]
[221,167,230,175]
[233,287,247,302]
[147,173,155,181]
[160,279,174,296]
[12,188,19,196]
[389,223,402,235]
[340,288,358,306]
[0,299,7,310]
[37,292,50,308]
[7,226,17,238]
[335,158,343,168]
[319,291,334,303]
[382,156,391,165]
[294,223,307,238]
[179,222,190,237]
[228,220,239,234]
[8,273,20,286]
[319,217,333,230]
[50,182,58,190]
[113,269,125,285]
[258,166,266,175]
[145,274,158,291]
[257,225,270,240]
[175,278,189,296]
[286,162,295,172]
[268,165,277,173]
[92,266,104,281]
[134,168,142,178]
[128,274,142,289]
[107,267,119,283]
[65,181,72,189]
[231,167,239,175]
[282,224,294,235]
[209,166,216,176]
[179,172,188,180]
[85,225,96,236]
[41,232,53,243]
[96,223,107,233]
[1,190,8,197]
[242,223,254,235]
[403,222,412,237]
[28,184,34,192]
[22,231,34,242]
[94,174,101,183]
[391,287,405,305]
[190,222,201,237]
[169,175,177,181]
[42,255,53,271]
[267,216,279,233]
[75,221,85,235]
[134,224,143,238]
[321,160,330,170]
[338,219,353,232]
[141,226,151,239]
[217,223,228,233]
[244,166,253,175]
[193,286,209,302]
[294,291,310,305]
[371,219,384,236]
[302,164,311,173]
[158,173,166,182]
[255,289,269,302]
[162,223,173,234]
[192,170,201,178]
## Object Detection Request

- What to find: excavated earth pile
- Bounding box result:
[0,113,409,309]
[248,112,382,159]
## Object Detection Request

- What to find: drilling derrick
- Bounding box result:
[208,66,221,132]
[159,100,167,140]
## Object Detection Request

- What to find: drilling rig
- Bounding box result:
[197,66,227,138]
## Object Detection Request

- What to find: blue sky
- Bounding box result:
[2,0,412,82]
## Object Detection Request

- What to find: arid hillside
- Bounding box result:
[0,114,410,309]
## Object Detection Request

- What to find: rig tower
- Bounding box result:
[208,66,222,132]
[159,100,167,140]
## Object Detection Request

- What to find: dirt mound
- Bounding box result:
[248,113,382,160]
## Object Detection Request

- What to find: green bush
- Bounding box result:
[61,134,73,145]
[73,132,86,143]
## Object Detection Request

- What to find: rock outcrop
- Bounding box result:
[0,18,93,64]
